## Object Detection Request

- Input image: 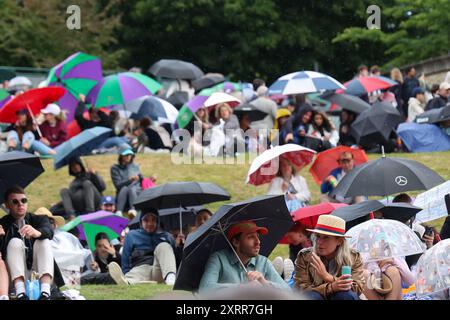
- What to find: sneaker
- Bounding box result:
[16,293,29,300]
[108,262,129,285]
[38,292,51,300]
[283,258,295,281]
[0,295,9,300]
[128,209,137,219]
[272,256,284,276]
[164,272,176,286]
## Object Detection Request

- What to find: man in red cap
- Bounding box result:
[198,220,290,293]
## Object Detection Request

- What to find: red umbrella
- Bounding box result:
[0,87,66,123]
[309,145,368,185]
[337,76,397,96]
[279,202,348,244]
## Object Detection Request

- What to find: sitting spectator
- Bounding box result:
[81,233,121,285]
[214,103,243,156]
[100,196,116,213]
[199,220,290,293]
[271,108,291,145]
[425,82,449,111]
[267,157,311,212]
[107,209,177,286]
[110,148,142,217]
[0,226,9,300]
[0,187,55,300]
[285,222,313,264]
[294,215,365,300]
[132,117,172,152]
[307,111,339,151]
[6,109,56,155]
[39,104,68,148]
[338,110,357,146]
[282,105,313,145]
[60,157,106,219]
[407,87,426,122]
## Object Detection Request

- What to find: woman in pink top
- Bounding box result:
[40,103,68,148]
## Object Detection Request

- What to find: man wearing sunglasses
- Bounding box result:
[0,186,54,300]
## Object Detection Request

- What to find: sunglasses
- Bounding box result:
[10,198,28,205]
[338,159,352,163]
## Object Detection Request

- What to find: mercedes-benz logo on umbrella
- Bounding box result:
[395,176,408,186]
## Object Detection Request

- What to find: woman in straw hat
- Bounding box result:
[294,215,365,300]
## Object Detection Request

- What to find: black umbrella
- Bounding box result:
[128,206,203,231]
[165,91,189,109]
[416,106,450,124]
[233,103,268,122]
[351,102,403,146]
[319,91,371,113]
[173,195,293,291]
[148,59,204,80]
[133,182,230,233]
[0,151,44,203]
[332,200,422,224]
[330,155,445,198]
[192,74,225,91]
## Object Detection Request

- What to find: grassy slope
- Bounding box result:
[7,151,450,299]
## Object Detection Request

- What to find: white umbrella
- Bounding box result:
[414,180,450,223]
[246,144,316,186]
[415,239,450,297]
[204,92,241,108]
[346,219,424,262]
[268,71,345,95]
[8,76,32,88]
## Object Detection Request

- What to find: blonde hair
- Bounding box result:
[310,233,353,285]
[390,68,403,83]
[195,107,209,124]
[214,103,233,121]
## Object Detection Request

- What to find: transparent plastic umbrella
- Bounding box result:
[346,219,424,262]
[415,239,450,297]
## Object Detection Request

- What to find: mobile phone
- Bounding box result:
[424,226,433,237]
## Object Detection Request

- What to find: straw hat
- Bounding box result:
[34,207,65,228]
[306,215,351,238]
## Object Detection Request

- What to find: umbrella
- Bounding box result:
[340,76,397,96]
[165,91,189,109]
[59,210,128,251]
[318,91,371,113]
[346,219,424,262]
[350,101,403,146]
[148,59,204,80]
[246,144,316,186]
[268,71,345,95]
[0,151,44,203]
[233,103,268,122]
[173,195,293,291]
[53,127,112,169]
[397,123,450,153]
[175,88,216,128]
[414,180,450,223]
[204,92,241,108]
[7,76,32,90]
[308,146,368,185]
[0,89,12,108]
[46,52,103,122]
[415,239,450,297]
[133,182,230,233]
[192,74,225,91]
[211,81,242,94]
[329,154,445,198]
[87,72,161,108]
[0,87,66,124]
[332,200,422,223]
[128,206,203,231]
[113,95,178,124]
[416,106,450,124]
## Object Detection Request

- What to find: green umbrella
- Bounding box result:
[82,222,120,252]
[87,72,162,108]
[176,87,217,128]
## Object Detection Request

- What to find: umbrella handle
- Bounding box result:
[26,104,42,138]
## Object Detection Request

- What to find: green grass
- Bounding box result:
[5,151,449,299]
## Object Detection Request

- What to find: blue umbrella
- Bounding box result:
[53,127,112,169]
[397,123,450,152]
[113,95,178,124]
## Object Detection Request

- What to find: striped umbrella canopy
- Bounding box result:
[0,89,12,109]
[46,52,103,122]
[87,72,161,108]
[269,71,345,95]
[176,87,216,129]
[339,76,397,96]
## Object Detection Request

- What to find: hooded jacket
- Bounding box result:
[407,97,425,122]
[121,211,176,273]
[110,154,142,193]
[68,157,106,194]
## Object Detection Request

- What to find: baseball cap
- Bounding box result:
[412,87,425,96]
[227,220,268,241]
[120,148,134,156]
[41,103,61,116]
[101,196,115,205]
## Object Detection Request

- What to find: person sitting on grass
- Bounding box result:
[0,226,10,300]
[100,196,116,213]
[107,209,177,286]
[294,215,365,300]
[198,220,290,293]
[81,232,121,285]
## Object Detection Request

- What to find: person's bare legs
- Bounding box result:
[0,258,9,297]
